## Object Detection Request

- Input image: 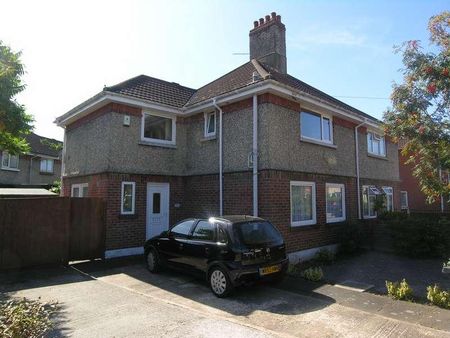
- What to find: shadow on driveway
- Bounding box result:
[71,255,335,318]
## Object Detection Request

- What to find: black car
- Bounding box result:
[144,215,289,297]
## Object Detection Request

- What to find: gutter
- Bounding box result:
[355,119,368,219]
[212,98,223,216]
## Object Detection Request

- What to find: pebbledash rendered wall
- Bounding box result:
[62,94,400,253]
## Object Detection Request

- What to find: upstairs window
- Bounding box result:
[300,111,332,143]
[367,132,386,157]
[204,112,216,137]
[141,112,176,145]
[1,151,19,170]
[40,159,54,173]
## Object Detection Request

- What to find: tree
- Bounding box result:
[0,41,33,154]
[384,11,450,203]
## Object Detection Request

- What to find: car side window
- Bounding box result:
[170,220,195,239]
[217,226,228,243]
[192,221,215,241]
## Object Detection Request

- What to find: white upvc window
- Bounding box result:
[382,186,394,212]
[400,191,409,210]
[362,185,381,218]
[40,159,54,173]
[71,183,88,197]
[300,111,333,144]
[290,181,316,227]
[141,111,176,145]
[121,182,136,215]
[326,183,346,223]
[367,132,386,157]
[1,151,19,171]
[204,111,216,137]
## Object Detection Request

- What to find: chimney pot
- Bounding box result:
[265,15,270,23]
[259,18,264,25]
[276,15,281,22]
[253,21,259,28]
[271,12,276,19]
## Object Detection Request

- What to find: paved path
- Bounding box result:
[1,258,449,337]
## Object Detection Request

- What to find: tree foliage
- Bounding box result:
[384,11,450,203]
[0,41,33,154]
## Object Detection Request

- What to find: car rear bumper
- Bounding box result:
[227,258,289,286]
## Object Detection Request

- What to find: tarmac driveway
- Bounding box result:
[1,257,449,337]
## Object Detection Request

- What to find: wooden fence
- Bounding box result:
[0,197,105,270]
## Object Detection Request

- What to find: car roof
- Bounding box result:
[204,215,265,225]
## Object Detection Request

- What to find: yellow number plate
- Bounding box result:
[259,264,281,276]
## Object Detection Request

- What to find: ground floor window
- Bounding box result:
[326,183,346,223]
[121,182,136,214]
[290,181,316,226]
[362,185,380,218]
[382,186,394,212]
[400,191,408,210]
[71,183,88,197]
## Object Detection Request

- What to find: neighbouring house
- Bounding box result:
[55,13,400,260]
[398,140,449,213]
[0,133,62,188]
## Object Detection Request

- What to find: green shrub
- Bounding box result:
[388,216,450,258]
[385,279,414,300]
[426,284,450,309]
[0,297,57,338]
[378,211,408,222]
[314,248,335,265]
[301,267,323,282]
[287,263,301,276]
[339,222,364,255]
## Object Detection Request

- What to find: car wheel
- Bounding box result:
[146,248,160,273]
[209,266,233,297]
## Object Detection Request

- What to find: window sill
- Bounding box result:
[326,218,346,224]
[118,213,138,220]
[1,167,20,172]
[367,153,388,160]
[40,172,54,175]
[201,135,217,142]
[300,137,337,149]
[363,215,377,220]
[139,141,177,149]
[291,221,317,228]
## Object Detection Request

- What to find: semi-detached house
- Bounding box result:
[55,13,400,260]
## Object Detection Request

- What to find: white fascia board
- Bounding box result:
[28,153,60,160]
[55,91,182,127]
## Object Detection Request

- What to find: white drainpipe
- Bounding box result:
[355,119,368,219]
[213,98,223,216]
[252,94,258,217]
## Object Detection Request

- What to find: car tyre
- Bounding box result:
[209,266,233,298]
[146,248,161,273]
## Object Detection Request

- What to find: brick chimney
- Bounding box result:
[249,12,286,74]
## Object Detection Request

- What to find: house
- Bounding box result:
[398,140,449,213]
[55,13,400,260]
[0,133,62,188]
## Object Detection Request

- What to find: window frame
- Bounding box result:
[140,111,177,145]
[204,111,216,137]
[40,158,54,174]
[400,191,409,210]
[325,183,346,223]
[121,181,136,215]
[71,183,88,197]
[290,181,317,227]
[300,110,333,144]
[367,131,386,157]
[1,151,19,171]
[362,185,378,219]
[382,186,394,212]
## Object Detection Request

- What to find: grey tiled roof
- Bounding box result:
[104,75,196,108]
[26,133,62,157]
[103,62,378,122]
[186,62,262,106]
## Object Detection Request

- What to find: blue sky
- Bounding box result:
[1,0,448,141]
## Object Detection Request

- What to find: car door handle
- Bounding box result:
[179,243,183,250]
[205,247,210,255]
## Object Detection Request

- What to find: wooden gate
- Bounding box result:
[0,197,105,270]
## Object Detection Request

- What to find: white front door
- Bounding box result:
[146,183,170,240]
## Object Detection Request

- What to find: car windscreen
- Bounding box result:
[234,221,283,246]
